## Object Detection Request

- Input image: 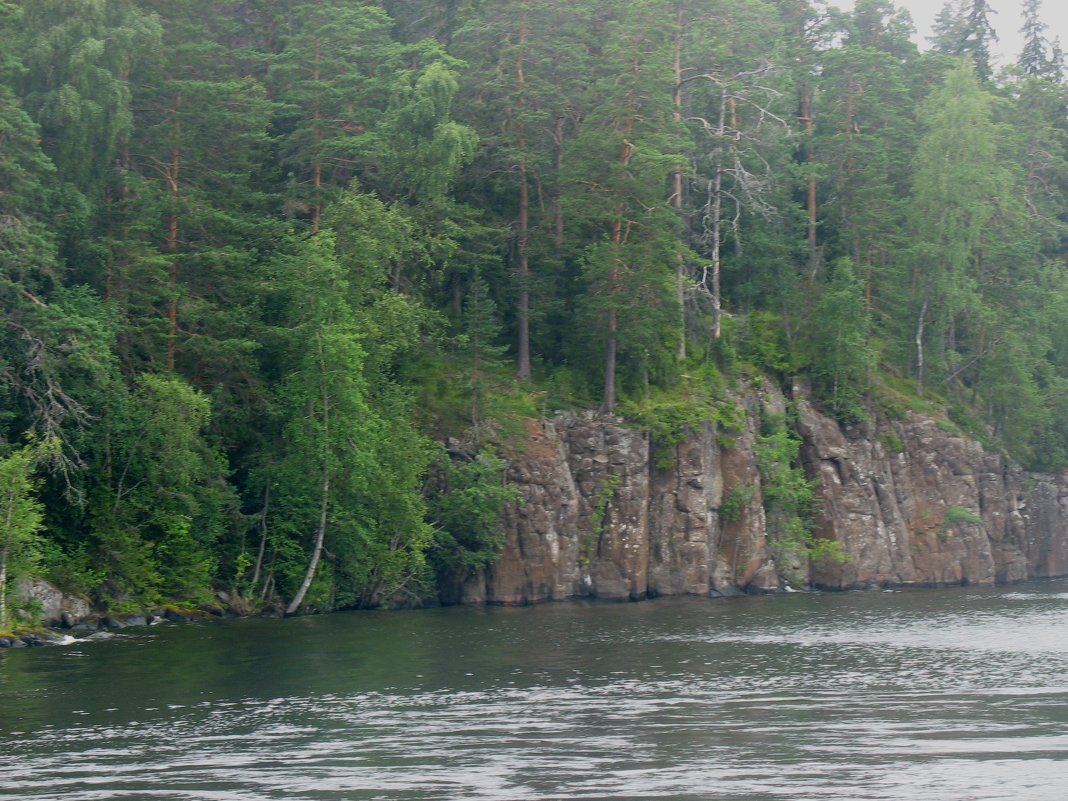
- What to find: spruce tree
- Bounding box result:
[1019,0,1057,79]
[461,272,508,433]
[931,0,998,82]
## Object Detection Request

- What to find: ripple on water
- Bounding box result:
[2,583,1068,800]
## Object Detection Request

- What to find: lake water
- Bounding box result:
[2,581,1068,800]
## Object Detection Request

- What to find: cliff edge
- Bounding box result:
[447,383,1068,603]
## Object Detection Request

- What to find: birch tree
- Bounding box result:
[0,444,46,628]
[908,62,1000,394]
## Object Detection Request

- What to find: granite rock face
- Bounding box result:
[453,386,1068,604]
[15,577,92,626]
[451,413,654,604]
[796,391,1068,589]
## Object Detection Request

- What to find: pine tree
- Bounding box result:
[452,0,596,380]
[129,0,276,381]
[565,0,688,411]
[0,85,57,280]
[776,0,823,275]
[454,0,542,380]
[848,0,917,57]
[271,1,400,232]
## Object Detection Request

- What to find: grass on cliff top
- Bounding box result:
[419,342,1004,473]
[870,370,1000,453]
[416,347,743,462]
[873,372,943,420]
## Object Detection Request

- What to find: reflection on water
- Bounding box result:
[2,582,1068,800]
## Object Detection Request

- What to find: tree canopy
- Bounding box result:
[2,0,1067,613]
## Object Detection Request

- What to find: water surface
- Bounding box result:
[2,581,1068,800]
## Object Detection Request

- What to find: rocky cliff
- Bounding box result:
[449,384,1068,604]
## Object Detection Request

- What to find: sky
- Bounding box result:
[839,0,1068,66]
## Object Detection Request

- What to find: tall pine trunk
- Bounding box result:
[515,8,532,381]
[602,126,635,414]
[311,37,322,234]
[552,112,565,248]
[801,81,818,276]
[166,92,181,372]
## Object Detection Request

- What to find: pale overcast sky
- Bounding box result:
[839,0,1068,67]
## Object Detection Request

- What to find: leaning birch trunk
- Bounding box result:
[286,333,331,615]
[286,471,329,615]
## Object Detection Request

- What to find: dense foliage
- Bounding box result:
[2,0,1066,618]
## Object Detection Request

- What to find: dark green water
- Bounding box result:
[2,581,1068,800]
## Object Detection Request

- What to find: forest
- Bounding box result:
[1,0,1067,622]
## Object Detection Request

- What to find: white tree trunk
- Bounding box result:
[286,332,332,615]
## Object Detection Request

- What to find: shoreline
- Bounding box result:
[5,574,1064,650]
